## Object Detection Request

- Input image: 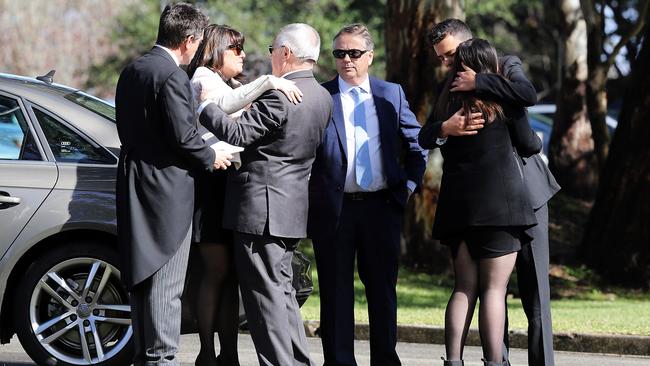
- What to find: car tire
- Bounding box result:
[14,241,134,366]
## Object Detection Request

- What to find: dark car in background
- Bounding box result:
[0,72,312,366]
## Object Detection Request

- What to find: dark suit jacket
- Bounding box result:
[200,70,332,238]
[430,103,542,238]
[306,77,428,239]
[419,55,560,210]
[115,47,215,288]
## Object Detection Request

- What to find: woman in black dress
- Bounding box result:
[421,39,542,366]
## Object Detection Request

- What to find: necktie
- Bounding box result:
[351,87,372,190]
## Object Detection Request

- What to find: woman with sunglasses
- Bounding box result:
[186,24,302,366]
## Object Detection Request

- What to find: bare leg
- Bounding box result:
[478,252,517,363]
[445,242,479,360]
[195,242,238,366]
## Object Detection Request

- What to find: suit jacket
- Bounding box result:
[115,47,215,288]
[307,77,428,239]
[200,70,332,238]
[431,103,542,238]
[419,55,560,209]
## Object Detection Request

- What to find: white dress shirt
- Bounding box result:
[338,77,387,193]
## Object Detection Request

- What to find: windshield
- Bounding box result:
[64,91,115,122]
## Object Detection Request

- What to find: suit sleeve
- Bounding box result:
[418,116,445,149]
[475,55,537,107]
[159,70,215,170]
[507,107,542,157]
[199,90,288,147]
[397,85,428,190]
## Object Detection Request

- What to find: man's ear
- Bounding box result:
[368,50,374,66]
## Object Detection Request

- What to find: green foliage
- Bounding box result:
[202,0,386,82]
[85,0,160,96]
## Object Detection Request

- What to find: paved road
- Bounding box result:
[0,334,649,365]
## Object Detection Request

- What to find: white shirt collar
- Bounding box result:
[338,76,370,95]
[154,44,180,66]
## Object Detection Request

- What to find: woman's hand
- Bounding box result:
[270,77,303,104]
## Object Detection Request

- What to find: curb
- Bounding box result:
[303,320,650,356]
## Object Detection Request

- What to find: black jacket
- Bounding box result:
[115,47,216,288]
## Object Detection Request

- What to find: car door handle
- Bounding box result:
[0,194,21,205]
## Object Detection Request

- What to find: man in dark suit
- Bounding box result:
[115,4,231,365]
[197,23,331,366]
[307,24,427,366]
[420,18,560,366]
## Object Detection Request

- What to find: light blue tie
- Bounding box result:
[351,87,372,190]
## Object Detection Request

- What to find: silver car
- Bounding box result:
[0,72,313,366]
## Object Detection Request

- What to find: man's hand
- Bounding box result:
[440,108,485,137]
[450,63,477,92]
[211,148,233,170]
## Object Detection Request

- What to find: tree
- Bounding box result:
[385,0,464,272]
[581,24,650,288]
[581,0,649,172]
[0,0,133,98]
[547,0,597,198]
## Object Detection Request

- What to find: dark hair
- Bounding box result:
[187,24,245,79]
[156,2,208,49]
[429,18,472,45]
[333,23,374,50]
[450,38,503,122]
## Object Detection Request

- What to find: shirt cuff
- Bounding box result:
[406,180,417,193]
[436,137,448,145]
[197,100,214,115]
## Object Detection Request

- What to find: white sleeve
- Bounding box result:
[194,72,278,115]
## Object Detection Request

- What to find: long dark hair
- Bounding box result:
[450,38,504,123]
[187,24,245,80]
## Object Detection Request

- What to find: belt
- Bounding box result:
[343,189,389,201]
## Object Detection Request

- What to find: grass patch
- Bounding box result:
[297,240,650,335]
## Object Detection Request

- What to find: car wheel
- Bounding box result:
[14,241,133,366]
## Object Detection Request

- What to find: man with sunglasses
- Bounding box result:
[308,23,427,366]
[419,18,560,366]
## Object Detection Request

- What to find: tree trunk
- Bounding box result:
[579,0,650,196]
[548,0,598,199]
[581,27,650,288]
[385,0,464,272]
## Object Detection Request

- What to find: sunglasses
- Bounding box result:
[332,49,369,59]
[268,45,287,54]
[228,44,244,56]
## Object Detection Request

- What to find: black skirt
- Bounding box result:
[442,226,531,260]
[192,168,232,244]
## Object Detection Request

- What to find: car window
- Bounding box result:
[64,91,115,122]
[0,95,41,161]
[33,108,116,164]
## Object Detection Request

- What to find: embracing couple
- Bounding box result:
[115,3,330,366]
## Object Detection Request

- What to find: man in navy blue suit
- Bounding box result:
[308,23,427,366]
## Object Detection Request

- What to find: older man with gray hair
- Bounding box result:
[197,23,332,366]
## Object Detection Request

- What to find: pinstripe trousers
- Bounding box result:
[129,228,192,366]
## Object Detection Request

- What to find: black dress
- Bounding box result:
[432,103,542,258]
[192,125,232,244]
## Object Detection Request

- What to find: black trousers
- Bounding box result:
[312,194,403,366]
[505,204,555,366]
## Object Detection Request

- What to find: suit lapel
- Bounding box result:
[323,79,348,160]
[370,78,393,159]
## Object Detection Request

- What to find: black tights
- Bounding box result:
[444,242,517,363]
[195,242,239,365]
